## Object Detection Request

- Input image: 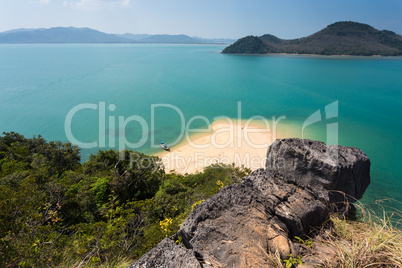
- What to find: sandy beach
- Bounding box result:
[156,118,281,174]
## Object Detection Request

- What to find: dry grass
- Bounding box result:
[260,200,402,268]
[266,250,286,267]
[58,255,133,268]
[313,201,402,268]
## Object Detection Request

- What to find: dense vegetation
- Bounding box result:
[0,132,250,267]
[221,36,269,54]
[222,21,402,56]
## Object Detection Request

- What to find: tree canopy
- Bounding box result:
[0,132,250,267]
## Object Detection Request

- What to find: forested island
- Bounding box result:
[222,21,402,56]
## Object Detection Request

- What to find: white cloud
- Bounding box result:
[39,0,51,3]
[64,0,131,10]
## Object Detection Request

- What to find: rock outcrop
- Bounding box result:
[128,238,201,268]
[266,138,371,206]
[129,139,371,268]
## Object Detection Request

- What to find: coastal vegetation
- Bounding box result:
[0,132,249,267]
[222,21,402,56]
[0,132,401,267]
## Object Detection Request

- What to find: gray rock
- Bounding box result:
[177,168,329,266]
[128,139,371,268]
[266,138,370,205]
[179,175,295,265]
[128,237,201,268]
[300,244,338,267]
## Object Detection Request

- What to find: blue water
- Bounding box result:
[0,44,401,213]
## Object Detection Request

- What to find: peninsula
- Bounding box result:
[156,119,278,174]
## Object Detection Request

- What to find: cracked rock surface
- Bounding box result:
[127,238,201,268]
[129,139,371,268]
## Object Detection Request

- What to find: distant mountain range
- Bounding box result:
[222,21,402,56]
[0,27,235,44]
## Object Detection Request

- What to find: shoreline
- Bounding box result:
[154,118,285,174]
[222,52,402,58]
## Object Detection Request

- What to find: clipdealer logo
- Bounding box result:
[64,101,339,172]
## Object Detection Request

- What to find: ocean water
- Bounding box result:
[0,44,401,212]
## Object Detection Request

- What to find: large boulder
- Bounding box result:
[129,139,371,268]
[178,168,329,266]
[266,138,371,205]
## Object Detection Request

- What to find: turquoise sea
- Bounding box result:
[0,44,401,213]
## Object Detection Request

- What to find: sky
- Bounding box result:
[0,0,401,39]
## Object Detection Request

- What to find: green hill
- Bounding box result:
[222,21,402,56]
[221,36,268,54]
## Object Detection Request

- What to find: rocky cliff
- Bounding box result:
[129,138,371,268]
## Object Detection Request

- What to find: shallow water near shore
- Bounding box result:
[0,44,401,213]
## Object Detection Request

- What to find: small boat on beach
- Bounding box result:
[160,141,170,151]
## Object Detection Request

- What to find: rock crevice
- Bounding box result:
[129,138,371,268]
